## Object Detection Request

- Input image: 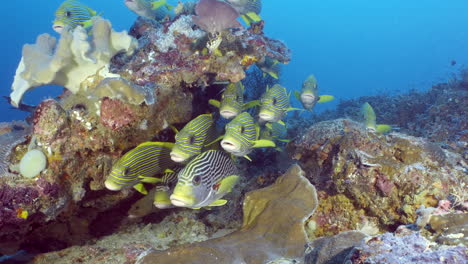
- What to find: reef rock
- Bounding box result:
[138,164,318,264]
[10,17,138,107]
[346,231,468,264]
[304,231,367,264]
[288,119,467,237]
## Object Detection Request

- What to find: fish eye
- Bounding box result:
[124,167,130,175]
[189,136,195,145]
[236,95,241,101]
[65,11,72,17]
[272,98,277,105]
[192,175,201,186]
[240,126,245,134]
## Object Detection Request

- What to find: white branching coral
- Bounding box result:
[9,17,138,107]
[154,15,205,52]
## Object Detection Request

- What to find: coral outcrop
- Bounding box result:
[288,119,467,237]
[10,17,138,107]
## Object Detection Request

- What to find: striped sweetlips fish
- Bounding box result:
[104,141,177,195]
[52,0,98,34]
[220,112,275,160]
[170,150,239,209]
[258,84,301,124]
[170,113,217,163]
[294,74,334,111]
[208,82,258,119]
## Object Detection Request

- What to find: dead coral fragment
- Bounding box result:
[138,164,318,264]
[192,0,242,34]
[0,121,30,177]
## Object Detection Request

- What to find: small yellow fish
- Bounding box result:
[294,75,334,111]
[208,82,259,119]
[53,0,98,34]
[226,0,262,26]
[258,84,302,123]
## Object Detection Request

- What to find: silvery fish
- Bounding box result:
[170,150,239,209]
[294,75,334,111]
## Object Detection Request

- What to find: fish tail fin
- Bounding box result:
[318,95,334,103]
[246,12,261,22]
[376,124,392,133]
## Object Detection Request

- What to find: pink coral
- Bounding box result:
[100,98,136,130]
[192,0,242,34]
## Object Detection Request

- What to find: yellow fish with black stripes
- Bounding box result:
[52,0,99,34]
[124,0,175,21]
[258,84,302,124]
[170,150,239,209]
[219,112,275,160]
[294,74,334,111]
[361,102,392,133]
[170,113,217,163]
[208,82,259,119]
[226,0,262,26]
[104,141,177,195]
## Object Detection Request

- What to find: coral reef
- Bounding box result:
[288,119,467,237]
[137,164,318,264]
[346,231,467,264]
[10,17,138,107]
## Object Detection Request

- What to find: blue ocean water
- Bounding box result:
[1,0,467,122]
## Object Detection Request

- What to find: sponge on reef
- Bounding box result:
[10,17,138,107]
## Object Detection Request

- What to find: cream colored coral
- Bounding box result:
[10,17,137,107]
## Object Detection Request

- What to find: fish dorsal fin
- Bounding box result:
[208,99,221,108]
[217,175,239,194]
[318,95,335,103]
[242,100,259,110]
[243,155,252,162]
[133,183,148,195]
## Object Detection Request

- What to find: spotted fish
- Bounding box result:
[208,82,258,119]
[294,75,334,111]
[258,84,301,124]
[105,141,177,195]
[361,102,391,133]
[52,0,98,34]
[170,113,217,163]
[221,112,275,160]
[170,150,239,209]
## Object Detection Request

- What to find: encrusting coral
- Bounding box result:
[10,17,138,107]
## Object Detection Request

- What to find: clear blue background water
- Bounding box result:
[1,0,467,122]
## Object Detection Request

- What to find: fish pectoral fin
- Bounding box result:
[217,175,240,194]
[243,155,252,162]
[318,95,335,103]
[286,107,303,112]
[252,139,276,148]
[208,99,221,108]
[139,176,163,184]
[204,135,223,147]
[376,124,392,133]
[169,125,179,134]
[208,199,228,207]
[133,183,148,195]
[277,120,286,126]
[246,12,261,22]
[242,100,260,110]
[163,168,174,173]
[81,19,94,29]
[294,90,301,101]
